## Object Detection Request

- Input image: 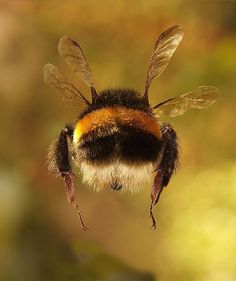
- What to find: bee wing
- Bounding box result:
[43,63,90,106]
[153,86,220,117]
[144,25,184,99]
[58,36,94,85]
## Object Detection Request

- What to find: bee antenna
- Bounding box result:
[91,87,98,103]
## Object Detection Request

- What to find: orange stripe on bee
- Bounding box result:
[73,107,161,143]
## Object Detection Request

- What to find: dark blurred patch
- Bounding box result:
[1,210,154,281]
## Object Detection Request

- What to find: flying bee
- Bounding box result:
[44,25,219,230]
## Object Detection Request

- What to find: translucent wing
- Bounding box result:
[43,63,90,106]
[153,86,220,117]
[58,36,95,88]
[144,25,184,96]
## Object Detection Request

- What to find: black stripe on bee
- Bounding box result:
[119,124,163,162]
[79,124,163,164]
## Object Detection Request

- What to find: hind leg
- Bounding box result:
[48,124,88,230]
[149,124,179,229]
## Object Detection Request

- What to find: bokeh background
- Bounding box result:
[0,1,236,281]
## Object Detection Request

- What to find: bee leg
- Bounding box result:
[149,124,179,230]
[55,125,88,231]
[149,172,164,230]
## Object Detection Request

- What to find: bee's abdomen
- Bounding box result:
[74,107,162,163]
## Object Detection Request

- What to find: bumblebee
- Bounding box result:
[44,25,219,230]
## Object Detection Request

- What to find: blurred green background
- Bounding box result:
[0,1,236,281]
